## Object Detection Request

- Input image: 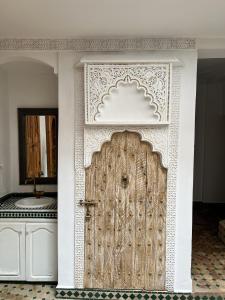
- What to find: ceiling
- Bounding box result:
[0,0,225,39]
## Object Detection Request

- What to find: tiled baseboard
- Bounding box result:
[55,288,225,300]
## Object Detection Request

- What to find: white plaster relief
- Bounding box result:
[74,60,181,292]
[84,126,168,168]
[85,64,171,124]
[165,66,181,291]
[74,63,85,288]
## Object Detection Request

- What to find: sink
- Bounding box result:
[15,197,55,209]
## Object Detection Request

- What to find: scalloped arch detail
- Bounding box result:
[86,130,166,170]
[85,63,171,124]
[84,126,168,169]
[95,75,160,122]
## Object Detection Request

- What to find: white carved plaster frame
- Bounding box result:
[74,56,181,291]
[84,63,171,125]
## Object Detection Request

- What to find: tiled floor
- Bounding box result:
[0,283,56,300]
[192,203,225,294]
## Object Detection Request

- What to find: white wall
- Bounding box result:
[0,61,58,194]
[0,68,10,197]
[57,52,75,288]
[55,50,198,293]
[0,49,198,293]
[174,51,197,292]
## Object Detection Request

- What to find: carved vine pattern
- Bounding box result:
[85,64,171,124]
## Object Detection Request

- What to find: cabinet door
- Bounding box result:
[0,223,26,280]
[26,223,57,281]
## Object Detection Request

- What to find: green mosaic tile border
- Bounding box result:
[55,289,225,300]
[0,211,57,218]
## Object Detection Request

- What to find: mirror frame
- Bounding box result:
[18,108,58,185]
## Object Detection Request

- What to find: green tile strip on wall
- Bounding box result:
[0,211,57,218]
[55,289,225,300]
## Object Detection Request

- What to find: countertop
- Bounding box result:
[0,193,57,219]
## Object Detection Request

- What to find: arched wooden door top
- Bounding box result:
[86,131,167,172]
[84,131,167,290]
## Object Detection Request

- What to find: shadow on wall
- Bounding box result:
[194,58,225,204]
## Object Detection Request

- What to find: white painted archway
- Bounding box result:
[0,52,58,73]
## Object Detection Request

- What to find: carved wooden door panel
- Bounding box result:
[84,131,167,290]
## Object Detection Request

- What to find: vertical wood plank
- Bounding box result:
[154,159,167,289]
[103,140,116,287]
[124,132,138,288]
[84,155,96,288]
[134,138,147,289]
[113,133,127,288]
[93,150,106,288]
[145,149,158,290]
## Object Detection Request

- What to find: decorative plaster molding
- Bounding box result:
[74,60,181,291]
[165,66,180,291]
[85,64,171,124]
[84,126,168,168]
[0,38,195,51]
[74,62,86,289]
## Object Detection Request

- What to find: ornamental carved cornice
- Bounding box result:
[0,38,195,51]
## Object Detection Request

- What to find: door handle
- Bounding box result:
[79,200,97,207]
[80,200,97,221]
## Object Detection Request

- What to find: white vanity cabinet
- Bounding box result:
[26,223,57,281]
[0,223,26,280]
[0,220,57,281]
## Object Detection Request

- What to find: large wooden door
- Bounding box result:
[84,131,167,290]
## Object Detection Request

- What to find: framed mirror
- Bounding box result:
[18,108,58,185]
